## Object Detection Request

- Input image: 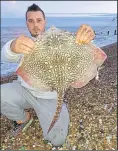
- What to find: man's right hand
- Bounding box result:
[11,35,35,55]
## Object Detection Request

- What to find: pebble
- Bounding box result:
[48,142,52,146]
[4,139,7,143]
[106,135,112,143]
[72,146,76,150]
[59,147,63,150]
[52,147,56,150]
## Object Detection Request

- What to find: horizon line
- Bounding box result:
[1,13,117,19]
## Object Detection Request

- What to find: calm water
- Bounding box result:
[1,14,117,27]
[1,15,117,47]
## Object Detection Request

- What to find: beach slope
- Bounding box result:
[1,42,117,150]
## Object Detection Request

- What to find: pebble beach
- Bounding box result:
[0,42,117,150]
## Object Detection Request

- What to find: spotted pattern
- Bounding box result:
[20,26,94,133]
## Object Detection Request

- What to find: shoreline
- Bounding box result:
[101,42,117,49]
[0,42,117,84]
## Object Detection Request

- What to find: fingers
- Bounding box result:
[85,26,95,36]
[21,36,35,49]
[83,28,95,44]
[21,41,34,49]
[76,24,95,45]
[20,44,33,54]
[18,35,35,55]
[82,32,95,44]
[20,35,34,44]
[75,25,84,44]
[78,28,88,44]
[11,35,35,54]
[27,38,35,46]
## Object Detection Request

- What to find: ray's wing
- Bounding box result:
[16,26,107,133]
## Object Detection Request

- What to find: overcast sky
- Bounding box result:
[1,1,117,18]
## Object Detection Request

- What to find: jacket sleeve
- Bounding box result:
[1,40,22,63]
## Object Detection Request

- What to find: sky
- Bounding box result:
[1,1,117,18]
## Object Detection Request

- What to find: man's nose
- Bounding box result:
[34,22,38,27]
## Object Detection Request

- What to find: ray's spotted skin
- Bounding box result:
[16,26,107,133]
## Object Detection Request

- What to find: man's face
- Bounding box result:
[26,11,46,37]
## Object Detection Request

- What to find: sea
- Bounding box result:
[1,14,117,77]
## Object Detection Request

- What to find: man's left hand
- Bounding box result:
[75,24,95,45]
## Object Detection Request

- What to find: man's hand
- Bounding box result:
[11,35,35,55]
[75,24,95,45]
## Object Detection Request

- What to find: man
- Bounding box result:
[1,4,95,146]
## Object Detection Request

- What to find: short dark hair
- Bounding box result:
[26,3,45,20]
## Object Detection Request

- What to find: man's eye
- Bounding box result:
[29,20,33,23]
[37,20,41,23]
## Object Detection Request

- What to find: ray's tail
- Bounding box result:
[47,98,63,133]
[47,90,66,133]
